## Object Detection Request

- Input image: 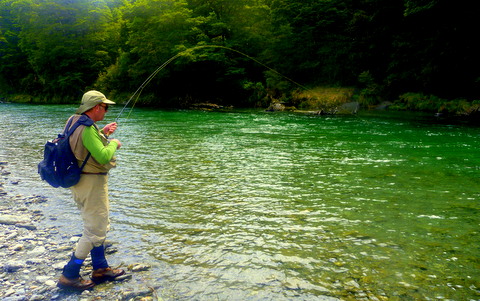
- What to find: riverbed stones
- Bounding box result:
[0,162,157,300]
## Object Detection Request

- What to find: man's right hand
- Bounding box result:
[111,139,122,149]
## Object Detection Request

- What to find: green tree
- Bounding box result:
[100,0,274,107]
[387,0,479,99]
[0,0,36,93]
[2,0,120,99]
[268,0,356,89]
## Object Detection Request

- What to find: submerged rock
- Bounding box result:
[337,102,360,114]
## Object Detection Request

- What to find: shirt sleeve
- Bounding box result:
[82,125,118,165]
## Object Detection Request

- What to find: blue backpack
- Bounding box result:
[38,115,93,188]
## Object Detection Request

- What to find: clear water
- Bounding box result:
[1,103,479,300]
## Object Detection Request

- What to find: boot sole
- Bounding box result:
[91,271,126,284]
[57,282,95,291]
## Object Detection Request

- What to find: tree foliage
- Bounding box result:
[0,0,477,106]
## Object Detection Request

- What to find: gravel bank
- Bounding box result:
[0,161,159,301]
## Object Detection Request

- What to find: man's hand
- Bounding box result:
[111,139,122,149]
[103,122,118,136]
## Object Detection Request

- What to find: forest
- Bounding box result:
[0,0,478,114]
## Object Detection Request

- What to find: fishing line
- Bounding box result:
[115,45,309,123]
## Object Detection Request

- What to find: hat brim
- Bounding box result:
[76,98,116,114]
[103,99,116,105]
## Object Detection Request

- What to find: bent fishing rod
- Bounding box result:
[112,45,309,124]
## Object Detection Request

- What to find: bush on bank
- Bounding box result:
[289,88,480,117]
[389,93,480,116]
[2,88,479,118]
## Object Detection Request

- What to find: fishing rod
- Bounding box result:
[114,51,185,123]
[114,45,309,123]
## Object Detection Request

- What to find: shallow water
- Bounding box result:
[1,103,479,300]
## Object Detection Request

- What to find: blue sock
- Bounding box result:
[90,245,109,270]
[62,253,84,279]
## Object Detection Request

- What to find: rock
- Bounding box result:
[345,279,361,289]
[105,246,118,254]
[6,232,18,240]
[337,102,360,114]
[121,287,154,300]
[45,280,56,287]
[129,263,151,272]
[12,244,23,251]
[27,258,45,265]
[29,294,46,301]
[0,215,21,225]
[114,274,132,282]
[29,246,47,256]
[35,275,50,282]
[375,101,393,110]
[3,261,26,272]
[190,103,226,110]
[4,288,15,297]
[266,102,286,112]
[69,236,80,243]
[17,223,37,230]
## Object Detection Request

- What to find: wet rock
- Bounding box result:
[17,223,37,230]
[375,101,393,110]
[121,287,154,300]
[114,274,133,282]
[190,103,227,110]
[345,279,360,289]
[69,236,80,243]
[337,102,360,114]
[29,294,46,301]
[266,102,286,112]
[129,263,151,272]
[0,215,22,225]
[3,261,26,272]
[12,244,23,251]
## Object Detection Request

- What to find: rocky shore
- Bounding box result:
[0,161,159,301]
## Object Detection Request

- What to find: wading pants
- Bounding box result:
[70,174,110,259]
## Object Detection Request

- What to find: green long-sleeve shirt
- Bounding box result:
[68,114,118,173]
[82,125,118,165]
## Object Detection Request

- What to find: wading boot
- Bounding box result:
[91,267,126,284]
[57,275,95,291]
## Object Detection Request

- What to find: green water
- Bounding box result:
[1,104,479,300]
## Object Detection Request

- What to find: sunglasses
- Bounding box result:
[99,104,109,111]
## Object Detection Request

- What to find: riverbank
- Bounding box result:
[3,88,480,118]
[0,161,159,301]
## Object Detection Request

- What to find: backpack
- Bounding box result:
[38,115,94,188]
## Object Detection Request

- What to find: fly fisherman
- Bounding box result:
[57,90,125,290]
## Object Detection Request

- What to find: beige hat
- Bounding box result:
[76,90,116,114]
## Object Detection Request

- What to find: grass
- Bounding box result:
[292,87,355,111]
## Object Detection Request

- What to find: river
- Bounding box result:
[0,103,479,300]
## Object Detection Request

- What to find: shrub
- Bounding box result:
[292,87,355,111]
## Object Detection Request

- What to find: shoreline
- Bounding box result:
[0,161,157,301]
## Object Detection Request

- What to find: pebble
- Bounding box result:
[0,162,158,300]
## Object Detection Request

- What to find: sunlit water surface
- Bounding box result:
[1,104,479,300]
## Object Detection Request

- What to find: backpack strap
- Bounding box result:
[63,117,75,136]
[65,115,94,171]
[65,115,94,137]
[80,153,91,170]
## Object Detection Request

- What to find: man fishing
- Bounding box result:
[57,90,125,290]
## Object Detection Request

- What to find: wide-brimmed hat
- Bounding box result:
[76,90,115,114]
